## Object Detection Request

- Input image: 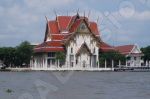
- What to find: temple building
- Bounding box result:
[115,45,144,67]
[31,14,144,70]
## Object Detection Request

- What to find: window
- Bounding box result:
[70,55,74,61]
[70,55,74,67]
[93,48,95,54]
[76,58,78,64]
[71,47,73,53]
[134,57,136,60]
[48,52,55,58]
[80,23,86,30]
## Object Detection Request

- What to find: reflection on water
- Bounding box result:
[0,71,150,99]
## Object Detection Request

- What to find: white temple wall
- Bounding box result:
[66,33,99,67]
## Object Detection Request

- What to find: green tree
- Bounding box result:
[0,41,33,68]
[0,47,16,67]
[141,46,150,62]
[99,51,126,67]
[55,52,66,66]
[16,41,33,67]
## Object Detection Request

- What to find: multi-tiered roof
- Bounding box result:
[34,14,131,53]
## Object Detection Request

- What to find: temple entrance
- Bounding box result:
[77,53,90,68]
[76,43,92,68]
[83,60,86,67]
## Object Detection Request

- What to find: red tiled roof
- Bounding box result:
[100,42,115,52]
[47,15,100,35]
[35,14,101,53]
[35,41,63,48]
[34,47,64,53]
[89,22,99,35]
[115,45,134,55]
[57,16,72,31]
[48,21,59,34]
[34,41,64,52]
[69,19,82,33]
[51,35,66,41]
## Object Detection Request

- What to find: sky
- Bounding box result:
[0,0,150,47]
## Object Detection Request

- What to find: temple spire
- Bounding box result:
[45,16,51,41]
[88,10,91,19]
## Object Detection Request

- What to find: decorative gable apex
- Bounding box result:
[130,45,141,54]
[77,22,90,33]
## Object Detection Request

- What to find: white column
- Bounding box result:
[90,57,92,68]
[97,55,99,68]
[146,60,148,66]
[58,60,60,68]
[74,55,75,69]
[30,60,32,68]
[119,60,121,67]
[45,58,48,69]
[112,60,114,69]
[105,60,107,68]
[35,59,37,69]
[42,58,45,69]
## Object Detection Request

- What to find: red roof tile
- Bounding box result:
[115,45,134,55]
[69,19,82,33]
[35,41,63,48]
[34,47,64,53]
[100,42,115,52]
[48,21,59,34]
[57,16,72,31]
[34,41,65,52]
[35,14,102,53]
[89,22,99,35]
[51,35,66,40]
[47,15,100,36]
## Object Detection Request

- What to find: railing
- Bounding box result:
[30,60,150,71]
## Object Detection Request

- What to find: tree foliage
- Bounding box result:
[0,47,16,67]
[55,52,66,66]
[99,51,126,67]
[0,41,33,67]
[141,46,150,61]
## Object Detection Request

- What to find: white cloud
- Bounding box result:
[112,10,150,21]
[24,0,74,9]
[133,11,150,20]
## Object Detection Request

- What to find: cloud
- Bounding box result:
[113,10,150,21]
[133,11,150,20]
[24,0,75,12]
[0,0,149,47]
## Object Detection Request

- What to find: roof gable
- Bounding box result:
[63,18,101,44]
[131,45,141,53]
[76,20,90,33]
[76,43,92,56]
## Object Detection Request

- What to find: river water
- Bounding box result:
[0,71,150,99]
